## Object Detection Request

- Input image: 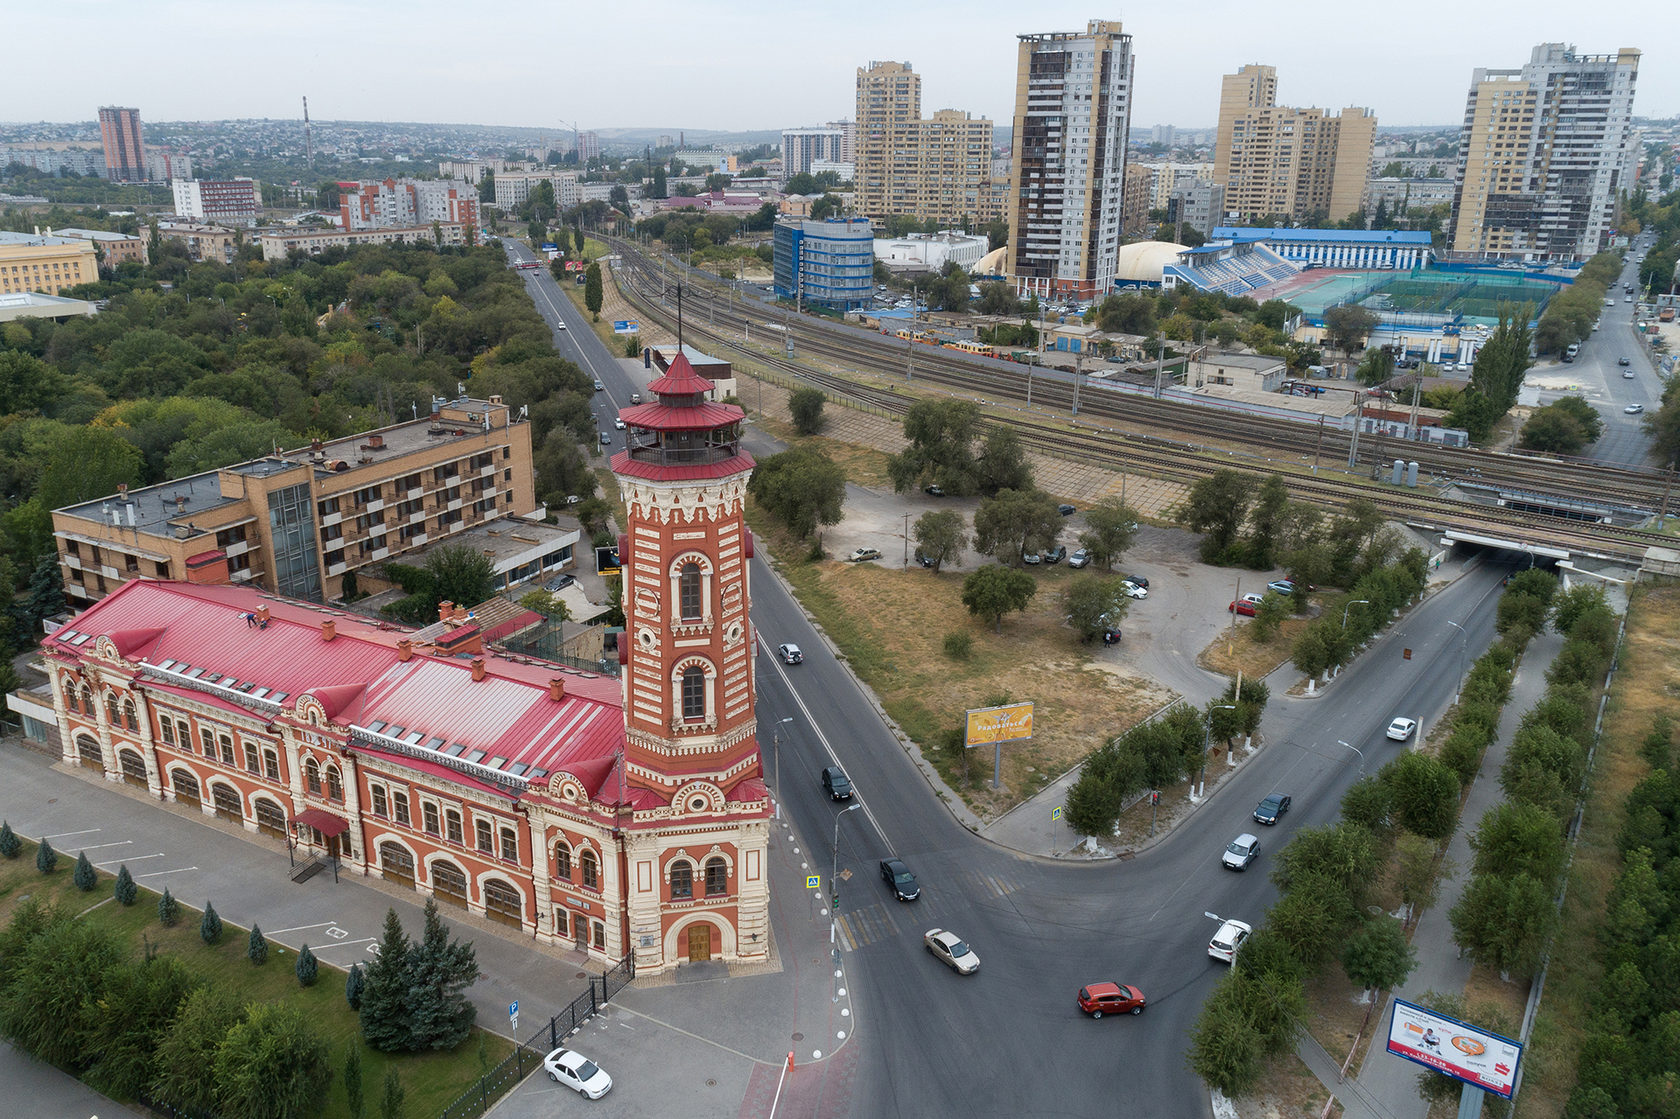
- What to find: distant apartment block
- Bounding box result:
[0,144,106,178]
[1008,21,1137,299]
[1168,181,1226,237]
[855,61,1002,227]
[491,170,579,212]
[52,394,536,606]
[781,128,844,178]
[676,148,731,173]
[339,178,479,232]
[98,106,147,182]
[0,230,100,295]
[145,150,193,182]
[1138,162,1217,211]
[1365,177,1456,213]
[49,227,149,269]
[572,131,601,162]
[156,221,239,265]
[1214,64,1375,223]
[1121,163,1154,236]
[172,179,263,224]
[1448,43,1640,262]
[256,224,467,261]
[437,158,510,183]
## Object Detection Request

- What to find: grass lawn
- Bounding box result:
[751,511,1173,819]
[0,842,514,1118]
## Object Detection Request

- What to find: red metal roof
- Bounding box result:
[48,581,627,798]
[612,449,756,482]
[646,351,716,396]
[620,400,743,431]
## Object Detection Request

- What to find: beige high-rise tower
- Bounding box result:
[855,61,1000,227]
[1213,66,1375,224]
[1448,44,1640,261]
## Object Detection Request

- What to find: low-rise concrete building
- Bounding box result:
[0,230,100,295]
[157,221,239,264]
[256,223,467,261]
[50,227,149,269]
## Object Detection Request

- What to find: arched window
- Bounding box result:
[554,842,572,879]
[681,666,706,720]
[304,758,322,796]
[445,809,462,845]
[679,562,703,621]
[704,857,728,897]
[669,861,693,899]
[105,692,120,725]
[122,698,138,730]
[326,766,343,801]
[580,849,599,890]
[499,826,517,861]
[592,921,605,949]
[476,819,493,853]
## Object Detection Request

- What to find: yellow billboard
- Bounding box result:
[965,702,1034,749]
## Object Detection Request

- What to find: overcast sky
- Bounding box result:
[11,1,1672,135]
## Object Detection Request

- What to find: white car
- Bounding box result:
[1221,833,1260,871]
[1208,918,1253,963]
[923,928,980,974]
[1122,580,1148,599]
[543,1047,613,1099]
[613,418,626,430]
[1386,717,1417,742]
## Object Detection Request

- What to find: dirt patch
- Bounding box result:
[1232,1052,1336,1119]
[762,524,1173,819]
[1198,610,1315,681]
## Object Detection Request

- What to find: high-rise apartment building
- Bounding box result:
[855,61,1001,227]
[1213,65,1375,224]
[1007,20,1136,300]
[339,178,479,232]
[1448,43,1640,262]
[98,106,147,182]
[781,127,844,179]
[172,179,263,224]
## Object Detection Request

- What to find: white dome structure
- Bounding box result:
[1113,240,1189,285]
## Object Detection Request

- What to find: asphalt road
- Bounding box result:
[752,516,1509,1118]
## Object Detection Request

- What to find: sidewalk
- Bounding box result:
[1289,626,1566,1119]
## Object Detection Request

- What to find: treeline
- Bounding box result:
[1535,251,1625,356]
[1449,574,1616,976]
[0,238,606,663]
[0,827,479,1118]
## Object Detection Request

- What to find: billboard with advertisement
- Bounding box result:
[1386,998,1522,1099]
[964,702,1034,749]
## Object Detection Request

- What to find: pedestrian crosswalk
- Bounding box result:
[834,868,1021,952]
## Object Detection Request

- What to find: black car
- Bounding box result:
[542,573,575,592]
[821,766,853,800]
[1618,358,1631,366]
[1123,574,1148,589]
[1057,504,1077,517]
[880,858,921,901]
[1043,545,1067,565]
[1253,794,1292,825]
[914,549,938,569]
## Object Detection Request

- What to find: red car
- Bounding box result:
[1078,982,1146,1018]
[1228,599,1257,617]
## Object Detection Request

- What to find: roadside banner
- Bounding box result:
[1386,997,1522,1099]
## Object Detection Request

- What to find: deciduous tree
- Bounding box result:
[213,1002,332,1119]
[1341,916,1417,993]
[747,445,845,539]
[960,565,1037,632]
[1077,497,1139,571]
[972,488,1062,564]
[1061,575,1129,643]
[1180,469,1253,563]
[788,387,826,435]
[912,510,967,573]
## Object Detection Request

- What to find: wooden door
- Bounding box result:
[686,924,711,962]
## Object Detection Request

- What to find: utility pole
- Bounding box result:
[1072,351,1083,416]
[1346,390,1363,470]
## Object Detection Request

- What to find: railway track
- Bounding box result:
[610,247,1665,561]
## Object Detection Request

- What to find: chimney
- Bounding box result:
[174,494,187,513]
[321,619,337,641]
[257,605,270,625]
[366,434,385,449]
[397,639,413,661]
[471,657,485,681]
[437,600,454,622]
[549,678,566,702]
[117,483,129,501]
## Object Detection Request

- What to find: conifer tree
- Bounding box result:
[345,961,365,1009]
[358,908,414,1052]
[73,851,97,891]
[248,923,268,965]
[407,898,480,1049]
[295,942,318,987]
[35,837,57,874]
[158,887,180,926]
[344,1045,365,1119]
[200,901,223,945]
[0,821,19,858]
[113,864,137,905]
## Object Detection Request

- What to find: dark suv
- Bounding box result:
[879,858,920,901]
[821,766,853,800]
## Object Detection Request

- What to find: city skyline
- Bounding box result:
[6,1,1674,137]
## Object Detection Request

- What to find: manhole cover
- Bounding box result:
[706,1079,717,1087]
[792,1032,804,1041]
[575,971,588,979]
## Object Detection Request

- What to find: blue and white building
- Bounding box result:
[1209,227,1432,270]
[773,217,874,310]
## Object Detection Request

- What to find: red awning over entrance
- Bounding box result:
[294,807,349,837]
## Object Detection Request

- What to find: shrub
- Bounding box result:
[73,852,97,891]
[942,631,973,660]
[0,821,19,858]
[113,864,137,905]
[296,942,318,987]
[200,901,223,945]
[248,924,269,965]
[35,837,57,874]
[158,887,180,926]
[1439,730,1485,786]
[1454,700,1502,744]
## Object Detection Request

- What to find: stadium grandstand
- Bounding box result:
[1162,239,1300,297]
[1209,227,1433,270]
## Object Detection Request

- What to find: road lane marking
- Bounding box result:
[137,866,198,878]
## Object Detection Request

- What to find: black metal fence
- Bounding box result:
[436,954,634,1119]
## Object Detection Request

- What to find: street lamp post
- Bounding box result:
[1338,739,1365,771]
[1199,704,1238,800]
[772,717,793,812]
[1342,599,1371,630]
[830,803,862,1001]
